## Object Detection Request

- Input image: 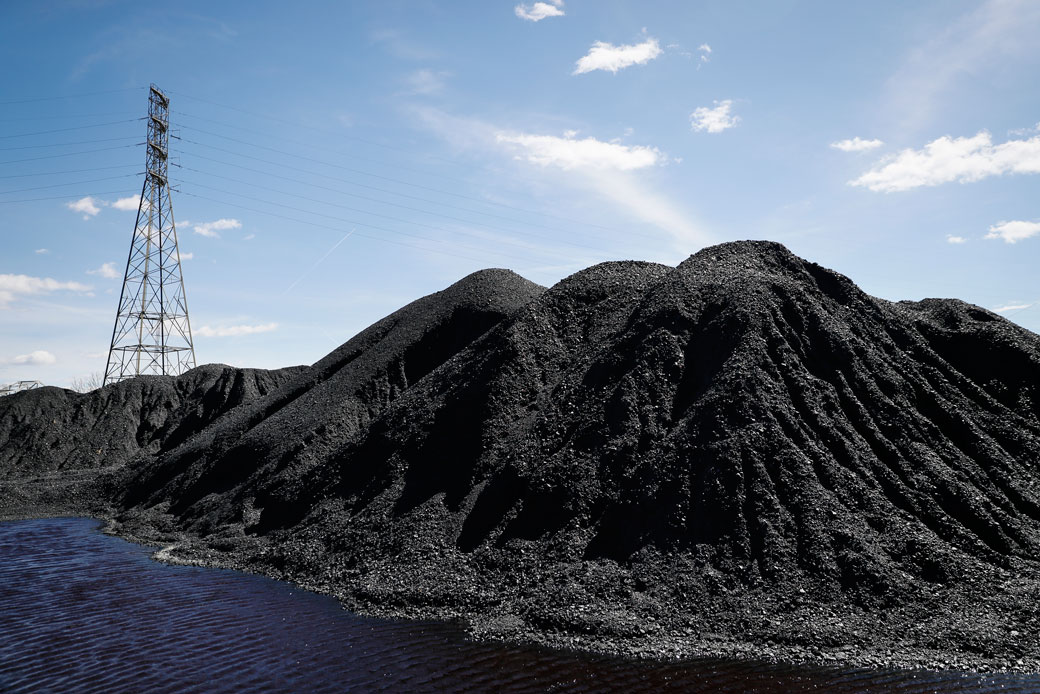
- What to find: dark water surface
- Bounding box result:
[1,518,1037,693]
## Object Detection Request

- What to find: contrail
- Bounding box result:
[282,229,355,296]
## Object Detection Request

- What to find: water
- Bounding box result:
[0,518,1037,693]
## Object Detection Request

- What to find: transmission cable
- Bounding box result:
[0,110,139,123]
[173,177,554,263]
[0,119,141,139]
[0,189,138,204]
[177,135,626,236]
[0,164,137,180]
[0,136,139,151]
[0,174,140,196]
[176,115,473,186]
[0,143,141,165]
[177,188,532,266]
[175,141,658,245]
[167,89,457,165]
[178,165,607,255]
[0,87,144,105]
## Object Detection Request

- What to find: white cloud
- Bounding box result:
[413,106,709,248]
[189,218,241,238]
[573,38,662,74]
[515,0,564,21]
[850,131,1040,193]
[66,196,101,219]
[111,196,139,211]
[0,274,92,308]
[496,131,662,171]
[405,69,449,95]
[831,137,884,152]
[698,43,711,64]
[984,220,1040,244]
[994,303,1031,313]
[34,248,49,255]
[179,252,194,260]
[195,322,278,338]
[690,100,740,133]
[87,262,120,279]
[946,234,968,244]
[11,350,57,366]
[699,43,712,54]
[243,233,256,241]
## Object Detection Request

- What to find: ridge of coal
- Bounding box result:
[3,241,1040,670]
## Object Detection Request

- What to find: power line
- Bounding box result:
[176,113,473,186]
[0,111,138,123]
[0,164,136,179]
[177,188,524,266]
[167,89,454,165]
[0,174,140,196]
[0,143,141,165]
[0,189,137,204]
[0,87,144,105]
[174,177,547,262]
[177,164,608,255]
[0,136,139,151]
[177,135,624,235]
[175,144,660,247]
[0,119,141,139]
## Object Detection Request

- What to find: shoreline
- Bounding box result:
[2,499,1037,676]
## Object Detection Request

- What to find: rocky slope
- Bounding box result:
[3,241,1040,670]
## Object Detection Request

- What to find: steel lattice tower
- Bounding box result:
[103,84,195,385]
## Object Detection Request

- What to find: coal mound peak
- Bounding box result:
[4,240,1040,669]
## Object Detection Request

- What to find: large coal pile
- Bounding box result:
[4,241,1040,668]
[0,364,303,479]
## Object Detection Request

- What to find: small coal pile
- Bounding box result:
[4,241,1040,670]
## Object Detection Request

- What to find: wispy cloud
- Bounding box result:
[66,196,101,219]
[87,262,120,279]
[34,248,49,255]
[515,0,564,22]
[195,322,278,338]
[495,131,662,170]
[698,43,711,64]
[690,100,740,133]
[369,28,437,61]
[946,234,968,244]
[850,131,1040,192]
[886,0,1040,130]
[831,137,884,152]
[574,38,662,75]
[404,68,449,95]
[985,220,1040,244]
[179,252,194,260]
[186,218,241,238]
[0,274,92,309]
[994,302,1032,313]
[413,107,708,248]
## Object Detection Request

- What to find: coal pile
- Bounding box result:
[3,241,1040,670]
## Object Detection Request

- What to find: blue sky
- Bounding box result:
[2,0,1040,388]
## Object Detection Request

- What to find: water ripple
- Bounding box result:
[1,518,1037,693]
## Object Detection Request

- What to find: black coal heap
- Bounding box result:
[4,241,1040,668]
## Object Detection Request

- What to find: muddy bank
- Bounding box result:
[3,241,1040,671]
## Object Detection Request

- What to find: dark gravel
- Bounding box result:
[3,241,1040,672]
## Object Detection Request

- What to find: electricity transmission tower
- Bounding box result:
[103,84,195,386]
